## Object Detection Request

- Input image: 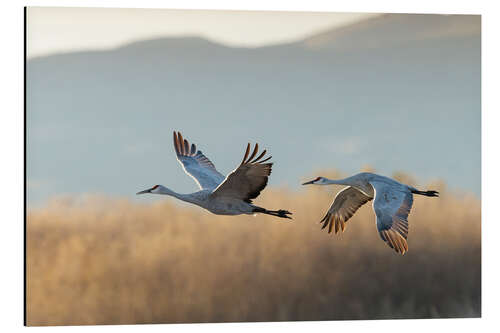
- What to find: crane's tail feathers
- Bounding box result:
[411,189,439,197]
[253,207,293,220]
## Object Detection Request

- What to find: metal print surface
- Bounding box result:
[26,7,481,326]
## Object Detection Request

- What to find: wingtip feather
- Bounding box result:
[241,143,250,165]
[250,149,267,163]
[260,156,272,163]
[173,131,180,155]
[183,139,189,155]
[247,143,259,163]
[381,229,408,255]
[178,132,185,154]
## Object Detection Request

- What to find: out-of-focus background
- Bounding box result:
[26,8,481,326]
[27,172,480,325]
[27,8,480,206]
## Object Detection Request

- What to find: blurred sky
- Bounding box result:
[26,8,480,206]
[27,7,375,58]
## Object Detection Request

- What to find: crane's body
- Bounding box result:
[303,172,438,255]
[137,131,292,219]
[147,186,257,215]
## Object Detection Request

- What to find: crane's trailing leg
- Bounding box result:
[253,207,293,219]
[411,189,439,197]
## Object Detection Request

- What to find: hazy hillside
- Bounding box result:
[26,14,480,205]
[302,13,480,50]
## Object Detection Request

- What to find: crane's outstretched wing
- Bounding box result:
[370,181,413,255]
[211,143,272,203]
[319,186,373,234]
[173,131,225,190]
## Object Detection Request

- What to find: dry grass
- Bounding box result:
[26,171,481,326]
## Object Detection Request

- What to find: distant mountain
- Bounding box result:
[27,14,481,205]
[301,13,480,50]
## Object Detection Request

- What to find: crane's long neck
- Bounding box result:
[323,177,354,186]
[157,186,202,205]
[321,176,374,197]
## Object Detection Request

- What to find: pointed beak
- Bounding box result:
[136,189,151,195]
[302,180,315,185]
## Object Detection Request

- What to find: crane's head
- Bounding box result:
[302,176,327,185]
[136,185,161,195]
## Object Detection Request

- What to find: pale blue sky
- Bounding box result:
[26,11,480,206]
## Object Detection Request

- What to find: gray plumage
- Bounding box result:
[137,131,292,220]
[303,172,438,255]
[173,131,225,190]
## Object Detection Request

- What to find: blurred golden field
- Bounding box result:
[26,171,481,326]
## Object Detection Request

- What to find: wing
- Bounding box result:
[320,186,373,234]
[173,131,225,190]
[371,181,413,255]
[211,143,272,203]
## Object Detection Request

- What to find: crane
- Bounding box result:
[302,172,438,254]
[137,131,292,219]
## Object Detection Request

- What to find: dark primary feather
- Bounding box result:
[212,143,272,203]
[320,186,373,235]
